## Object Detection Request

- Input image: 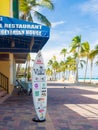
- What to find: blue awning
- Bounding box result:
[0,16,50,53]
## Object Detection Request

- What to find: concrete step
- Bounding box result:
[0,90,7,97]
[0,90,10,104]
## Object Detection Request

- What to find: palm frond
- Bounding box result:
[38,0,54,10]
[29,0,36,6]
[79,63,83,69]
[34,11,51,27]
[81,42,90,51]
[80,59,86,64]
[72,35,81,44]
[19,0,31,12]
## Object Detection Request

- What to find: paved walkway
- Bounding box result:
[0,82,98,130]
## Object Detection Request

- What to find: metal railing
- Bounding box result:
[0,72,9,93]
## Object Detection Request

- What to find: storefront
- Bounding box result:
[0,16,50,94]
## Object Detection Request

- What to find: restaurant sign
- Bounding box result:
[0,16,49,37]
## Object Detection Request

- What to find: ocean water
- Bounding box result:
[79,78,98,83]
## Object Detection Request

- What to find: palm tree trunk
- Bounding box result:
[75,57,79,83]
[58,72,60,80]
[68,70,70,81]
[24,61,28,78]
[84,58,88,82]
[90,60,93,83]
[75,46,81,83]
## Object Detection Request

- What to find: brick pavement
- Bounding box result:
[0,83,98,130]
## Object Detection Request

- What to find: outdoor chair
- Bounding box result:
[28,88,32,95]
[15,80,28,95]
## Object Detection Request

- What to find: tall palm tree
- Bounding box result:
[65,56,76,80]
[52,60,59,80]
[88,50,95,83]
[88,44,98,82]
[50,56,58,80]
[70,35,82,83]
[56,63,61,80]
[47,56,59,80]
[60,61,67,79]
[47,59,53,79]
[60,48,67,79]
[80,41,90,82]
[19,0,54,26]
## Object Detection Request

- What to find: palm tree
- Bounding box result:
[48,59,53,67]
[88,44,98,82]
[50,56,59,80]
[19,0,54,26]
[56,64,61,80]
[47,56,59,80]
[46,68,53,80]
[60,61,67,79]
[60,48,67,79]
[60,48,67,61]
[88,50,95,83]
[47,59,53,79]
[65,56,76,80]
[70,35,82,83]
[80,41,90,82]
[52,60,59,80]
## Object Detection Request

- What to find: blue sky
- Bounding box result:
[31,0,98,78]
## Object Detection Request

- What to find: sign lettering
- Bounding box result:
[34,66,45,75]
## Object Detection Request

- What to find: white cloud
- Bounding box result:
[51,21,65,28]
[49,27,82,45]
[79,0,98,15]
[41,48,63,66]
[30,48,63,67]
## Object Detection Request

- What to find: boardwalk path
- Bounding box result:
[0,82,98,130]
